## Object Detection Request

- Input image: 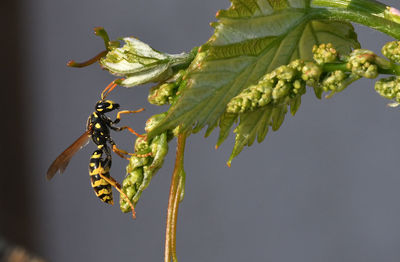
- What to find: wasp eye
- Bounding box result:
[106,102,113,110]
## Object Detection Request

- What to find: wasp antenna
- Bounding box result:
[101,78,126,99]
[101,81,118,100]
[67,50,108,68]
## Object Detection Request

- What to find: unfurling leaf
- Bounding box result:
[100,37,196,87]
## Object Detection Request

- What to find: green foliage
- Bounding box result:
[147,0,360,163]
[63,1,400,260]
[67,0,400,214]
[225,61,308,164]
[100,37,196,87]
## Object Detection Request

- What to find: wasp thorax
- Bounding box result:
[95,100,120,113]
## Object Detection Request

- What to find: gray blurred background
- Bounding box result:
[2,0,400,261]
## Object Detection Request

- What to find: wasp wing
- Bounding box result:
[46,130,91,180]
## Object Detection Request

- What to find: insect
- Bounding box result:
[46,81,143,219]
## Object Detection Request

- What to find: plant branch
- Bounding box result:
[312,0,387,14]
[322,62,400,75]
[312,0,400,40]
[165,132,187,262]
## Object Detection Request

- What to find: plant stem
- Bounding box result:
[312,0,400,40]
[165,132,187,262]
[322,62,400,76]
[312,0,387,14]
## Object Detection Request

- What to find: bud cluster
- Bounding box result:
[346,49,379,79]
[226,60,317,114]
[320,70,360,97]
[382,41,400,63]
[120,113,172,212]
[375,76,400,104]
[226,42,400,114]
[312,43,338,64]
[148,70,186,105]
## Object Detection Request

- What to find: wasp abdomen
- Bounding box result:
[89,149,113,204]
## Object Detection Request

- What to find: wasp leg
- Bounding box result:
[109,138,152,160]
[101,81,118,100]
[97,172,137,219]
[112,145,152,159]
[111,126,145,137]
[135,152,153,158]
[107,138,132,160]
[112,109,145,124]
[112,145,131,160]
[111,109,145,138]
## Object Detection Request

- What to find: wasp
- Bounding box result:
[47,81,143,219]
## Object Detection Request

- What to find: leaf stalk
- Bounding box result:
[165,132,187,262]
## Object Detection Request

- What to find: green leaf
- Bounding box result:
[215,112,238,148]
[148,0,359,160]
[228,105,273,166]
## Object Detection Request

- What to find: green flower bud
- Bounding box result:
[227,80,275,114]
[134,136,150,153]
[320,70,347,92]
[136,166,154,195]
[120,168,143,212]
[227,61,312,114]
[272,80,291,100]
[375,76,400,102]
[256,83,273,107]
[275,65,296,82]
[288,59,305,72]
[128,154,150,171]
[150,133,169,171]
[301,62,322,86]
[148,82,177,105]
[145,112,168,133]
[347,49,378,79]
[382,41,400,63]
[312,43,338,64]
[123,132,170,207]
[227,86,257,113]
[292,80,306,95]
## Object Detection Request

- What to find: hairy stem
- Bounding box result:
[322,62,400,75]
[165,132,187,262]
[312,0,400,39]
[312,0,387,14]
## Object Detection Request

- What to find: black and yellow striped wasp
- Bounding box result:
[47,81,143,219]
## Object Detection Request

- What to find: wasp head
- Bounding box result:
[95,100,120,113]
